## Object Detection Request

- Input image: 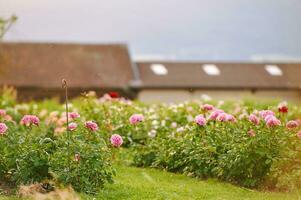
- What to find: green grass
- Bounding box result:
[0,164,299,199]
[81,165,300,200]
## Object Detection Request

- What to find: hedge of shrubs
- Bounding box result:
[0,87,301,193]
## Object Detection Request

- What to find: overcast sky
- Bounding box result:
[1,0,301,61]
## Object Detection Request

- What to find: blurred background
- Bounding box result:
[0,0,301,102]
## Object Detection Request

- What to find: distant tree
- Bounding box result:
[0,15,17,39]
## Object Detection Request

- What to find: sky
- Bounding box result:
[1,0,301,61]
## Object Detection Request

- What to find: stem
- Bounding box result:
[62,79,71,178]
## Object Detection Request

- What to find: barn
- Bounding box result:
[0,42,135,100]
[133,62,301,103]
[1,42,301,103]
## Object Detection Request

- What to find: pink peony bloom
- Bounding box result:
[286,120,299,129]
[85,121,99,131]
[216,113,228,122]
[264,115,276,122]
[0,123,8,135]
[110,134,123,147]
[297,131,301,139]
[248,129,256,137]
[266,116,281,127]
[226,114,236,122]
[201,104,214,112]
[68,112,80,119]
[0,109,6,116]
[194,115,207,126]
[20,115,40,126]
[278,102,288,113]
[259,110,275,119]
[129,114,144,125]
[209,109,224,120]
[248,114,260,125]
[68,122,78,131]
[74,153,80,162]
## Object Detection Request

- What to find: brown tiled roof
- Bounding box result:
[0,42,133,89]
[134,62,301,89]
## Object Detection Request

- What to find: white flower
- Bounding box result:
[171,122,177,128]
[177,127,184,132]
[148,130,157,138]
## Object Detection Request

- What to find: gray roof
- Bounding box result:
[134,62,301,89]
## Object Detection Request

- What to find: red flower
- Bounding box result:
[108,92,119,98]
[278,102,288,113]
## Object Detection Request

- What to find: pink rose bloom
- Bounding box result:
[209,109,224,120]
[248,129,256,137]
[0,109,6,116]
[202,104,214,112]
[266,116,281,127]
[259,110,275,119]
[68,122,78,131]
[0,123,8,135]
[194,115,207,126]
[69,112,80,120]
[297,131,301,139]
[110,134,123,147]
[129,114,144,125]
[286,120,299,129]
[226,114,236,122]
[216,113,228,122]
[85,121,99,131]
[248,114,260,125]
[20,115,40,126]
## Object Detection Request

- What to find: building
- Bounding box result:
[0,42,135,100]
[133,62,301,103]
[1,42,301,103]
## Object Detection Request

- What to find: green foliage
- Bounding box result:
[50,123,115,194]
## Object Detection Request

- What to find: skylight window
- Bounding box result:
[202,64,220,76]
[150,64,168,75]
[265,65,283,76]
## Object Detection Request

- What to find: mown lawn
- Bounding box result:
[0,164,299,200]
[82,165,300,200]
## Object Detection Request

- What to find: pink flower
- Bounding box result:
[69,112,80,120]
[216,113,228,122]
[226,114,236,122]
[297,131,301,139]
[248,114,260,125]
[259,110,275,119]
[209,109,224,120]
[286,120,299,129]
[20,115,40,126]
[266,116,281,127]
[248,129,256,137]
[110,134,123,147]
[85,121,98,131]
[194,115,207,126]
[278,102,288,113]
[129,114,144,125]
[0,123,8,135]
[0,109,6,116]
[202,104,214,112]
[264,115,275,122]
[68,122,78,131]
